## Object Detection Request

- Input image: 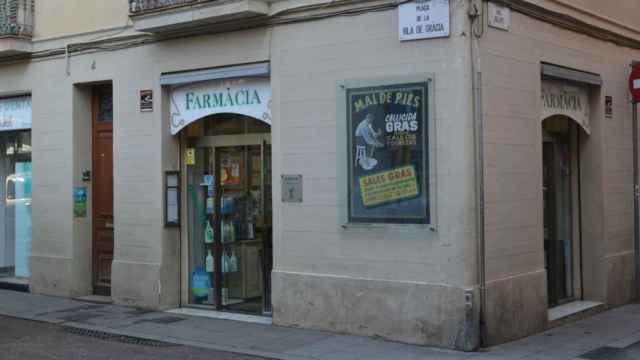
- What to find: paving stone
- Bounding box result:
[3,290,640,360]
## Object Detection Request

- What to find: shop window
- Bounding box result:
[346,82,430,224]
[0,131,32,278]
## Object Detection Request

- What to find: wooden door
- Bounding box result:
[92,85,114,296]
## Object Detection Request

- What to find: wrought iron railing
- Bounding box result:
[129,0,215,14]
[0,0,33,37]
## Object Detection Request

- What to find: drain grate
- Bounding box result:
[63,326,179,347]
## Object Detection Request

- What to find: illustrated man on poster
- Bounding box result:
[355,111,384,170]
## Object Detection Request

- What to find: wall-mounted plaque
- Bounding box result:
[281,175,303,203]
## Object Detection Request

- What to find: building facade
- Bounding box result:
[0,0,638,350]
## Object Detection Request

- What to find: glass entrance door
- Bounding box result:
[543,124,574,306]
[186,141,272,315]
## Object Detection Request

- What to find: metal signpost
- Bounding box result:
[630,62,640,298]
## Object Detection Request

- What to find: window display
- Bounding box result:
[347,82,429,224]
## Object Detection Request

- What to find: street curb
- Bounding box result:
[14,316,318,360]
[60,322,317,360]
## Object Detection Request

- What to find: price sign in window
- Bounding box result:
[347,82,429,224]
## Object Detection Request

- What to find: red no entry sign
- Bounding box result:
[631,64,640,103]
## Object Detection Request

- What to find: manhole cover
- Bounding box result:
[143,316,186,324]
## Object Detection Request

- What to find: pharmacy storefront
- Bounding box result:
[0,96,32,286]
[164,64,273,315]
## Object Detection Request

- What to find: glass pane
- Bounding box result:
[347,83,429,223]
[218,146,264,314]
[97,89,113,123]
[187,147,215,305]
[204,114,270,136]
[543,118,574,306]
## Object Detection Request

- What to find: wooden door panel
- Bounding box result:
[94,133,113,218]
[92,85,114,296]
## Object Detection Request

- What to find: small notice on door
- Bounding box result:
[73,187,87,217]
[186,148,196,165]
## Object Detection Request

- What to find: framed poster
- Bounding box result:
[346,82,429,224]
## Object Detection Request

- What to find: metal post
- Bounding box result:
[634,101,640,299]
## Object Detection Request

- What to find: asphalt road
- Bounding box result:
[0,315,269,360]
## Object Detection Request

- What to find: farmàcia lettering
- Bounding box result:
[186,89,262,110]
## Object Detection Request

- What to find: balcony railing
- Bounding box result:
[0,0,34,37]
[129,0,214,14]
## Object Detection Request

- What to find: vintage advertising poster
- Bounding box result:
[347,82,429,223]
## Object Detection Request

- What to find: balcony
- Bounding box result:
[0,0,33,57]
[128,0,269,34]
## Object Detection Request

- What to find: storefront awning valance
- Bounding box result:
[160,62,270,86]
[541,63,602,86]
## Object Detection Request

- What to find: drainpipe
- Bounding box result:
[632,61,640,299]
[468,0,486,348]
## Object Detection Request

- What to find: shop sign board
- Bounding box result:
[347,82,429,224]
[0,96,31,132]
[170,78,271,135]
[488,2,511,31]
[399,0,450,41]
[630,64,640,103]
[541,80,590,134]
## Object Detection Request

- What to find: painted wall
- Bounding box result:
[478,8,639,345]
[269,2,476,349]
[2,0,638,350]
[33,0,130,40]
[0,0,480,349]
[533,0,640,33]
[30,0,640,42]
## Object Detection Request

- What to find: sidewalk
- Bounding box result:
[1,289,640,360]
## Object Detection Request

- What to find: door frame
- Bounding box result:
[542,117,583,307]
[91,84,114,296]
[179,131,273,315]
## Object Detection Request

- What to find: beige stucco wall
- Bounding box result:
[478,7,639,345]
[270,2,477,349]
[28,0,640,43]
[33,0,130,40]
[0,0,480,350]
[2,0,638,350]
[530,0,640,34]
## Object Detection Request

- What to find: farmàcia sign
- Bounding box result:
[170,78,271,135]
